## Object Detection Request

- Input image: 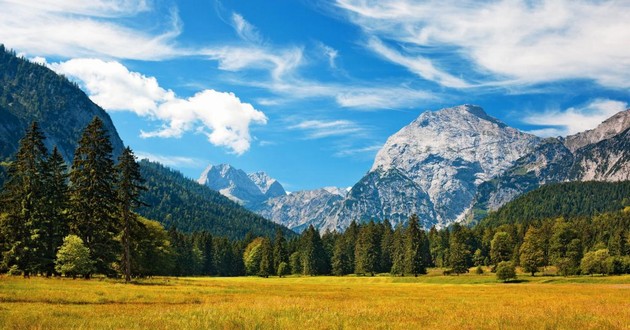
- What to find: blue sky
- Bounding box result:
[1,0,628,191]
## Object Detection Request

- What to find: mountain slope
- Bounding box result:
[326,105,540,230]
[479,181,630,228]
[138,160,294,239]
[471,111,630,222]
[0,45,124,165]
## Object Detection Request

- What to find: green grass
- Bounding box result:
[1,270,629,329]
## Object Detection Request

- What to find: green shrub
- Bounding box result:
[496,262,516,282]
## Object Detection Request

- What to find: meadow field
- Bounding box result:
[1,270,629,329]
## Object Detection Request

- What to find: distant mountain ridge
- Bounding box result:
[247,105,630,233]
[198,163,287,208]
[470,110,630,222]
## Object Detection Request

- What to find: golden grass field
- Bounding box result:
[1,269,629,329]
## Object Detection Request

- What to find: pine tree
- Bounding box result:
[331,236,351,275]
[115,147,146,282]
[272,228,288,273]
[404,214,426,276]
[301,225,327,275]
[0,122,48,277]
[390,224,405,276]
[39,147,69,276]
[259,237,273,277]
[69,117,119,276]
[448,235,470,275]
[379,220,394,273]
[355,221,379,276]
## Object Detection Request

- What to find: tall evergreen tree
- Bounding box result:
[0,122,48,276]
[448,234,470,275]
[39,147,69,276]
[301,225,327,275]
[379,220,394,273]
[116,147,146,282]
[390,224,406,276]
[259,237,273,277]
[272,228,288,273]
[331,236,351,275]
[355,221,380,276]
[69,117,118,276]
[404,214,426,276]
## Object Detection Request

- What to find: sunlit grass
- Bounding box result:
[1,271,629,329]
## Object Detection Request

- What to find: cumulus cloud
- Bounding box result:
[523,99,628,137]
[289,119,365,139]
[50,58,267,154]
[334,0,630,88]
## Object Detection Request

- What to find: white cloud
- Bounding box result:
[289,119,365,139]
[523,99,628,137]
[0,0,183,60]
[50,58,267,154]
[334,0,630,88]
[318,42,339,69]
[134,151,204,168]
[334,144,382,157]
[231,13,264,45]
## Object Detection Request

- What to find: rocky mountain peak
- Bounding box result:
[563,109,630,152]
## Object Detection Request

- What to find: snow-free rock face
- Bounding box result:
[252,188,345,233]
[469,111,630,223]
[563,110,630,152]
[351,105,541,228]
[198,164,286,208]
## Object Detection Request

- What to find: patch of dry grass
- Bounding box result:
[1,272,629,329]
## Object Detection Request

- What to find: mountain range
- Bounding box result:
[202,105,629,232]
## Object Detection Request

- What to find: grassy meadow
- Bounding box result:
[1,269,629,329]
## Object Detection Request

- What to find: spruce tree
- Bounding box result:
[272,228,288,273]
[0,122,48,277]
[390,224,405,276]
[355,221,379,276]
[259,237,273,277]
[331,236,351,275]
[379,220,394,273]
[301,225,327,275]
[69,117,118,276]
[404,214,426,276]
[40,147,69,276]
[116,146,146,282]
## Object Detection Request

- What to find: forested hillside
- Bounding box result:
[0,45,124,167]
[137,160,294,239]
[478,181,630,227]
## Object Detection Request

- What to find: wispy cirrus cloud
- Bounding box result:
[289,119,365,139]
[50,58,267,154]
[0,0,184,60]
[134,151,205,168]
[523,99,628,137]
[334,144,382,157]
[334,0,630,88]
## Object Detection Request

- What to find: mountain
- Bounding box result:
[471,110,630,222]
[0,45,124,167]
[478,181,630,228]
[252,188,345,232]
[138,160,294,239]
[198,164,286,208]
[316,105,541,231]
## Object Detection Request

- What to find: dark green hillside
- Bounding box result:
[0,45,124,166]
[479,181,630,228]
[138,160,295,239]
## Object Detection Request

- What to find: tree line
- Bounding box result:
[2,119,629,280]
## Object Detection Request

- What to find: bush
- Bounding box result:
[496,262,516,282]
[475,266,484,275]
[55,235,94,279]
[7,265,22,276]
[580,249,610,275]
